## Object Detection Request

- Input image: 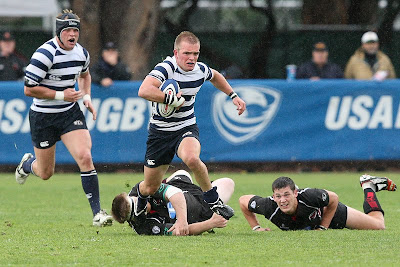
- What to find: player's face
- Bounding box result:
[273,186,298,215]
[59,28,79,51]
[174,41,200,72]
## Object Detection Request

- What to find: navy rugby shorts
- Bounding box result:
[144,124,199,168]
[29,103,87,149]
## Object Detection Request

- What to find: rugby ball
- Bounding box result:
[155,79,180,117]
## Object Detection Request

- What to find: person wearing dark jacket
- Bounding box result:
[91,42,132,87]
[0,31,27,81]
[296,42,343,80]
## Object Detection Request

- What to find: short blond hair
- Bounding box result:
[174,31,200,50]
[111,192,131,223]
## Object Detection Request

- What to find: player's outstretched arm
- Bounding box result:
[164,187,189,236]
[318,190,339,230]
[239,195,270,231]
[186,213,227,235]
[210,69,246,115]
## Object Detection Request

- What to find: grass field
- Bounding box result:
[1,171,400,266]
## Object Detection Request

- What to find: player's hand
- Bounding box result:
[84,99,97,121]
[168,219,189,236]
[63,88,83,102]
[233,96,246,115]
[254,227,270,232]
[165,92,185,109]
[210,213,228,228]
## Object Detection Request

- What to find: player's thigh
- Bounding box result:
[212,178,235,204]
[61,129,93,165]
[345,206,384,230]
[177,137,201,160]
[142,165,170,194]
[33,145,56,174]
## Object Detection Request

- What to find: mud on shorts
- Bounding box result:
[29,103,88,149]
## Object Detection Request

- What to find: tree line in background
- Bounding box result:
[68,0,400,79]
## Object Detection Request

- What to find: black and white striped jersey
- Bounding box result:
[25,37,90,113]
[148,56,213,131]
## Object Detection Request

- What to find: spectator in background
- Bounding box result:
[296,42,343,80]
[345,31,396,80]
[91,42,132,87]
[0,31,27,80]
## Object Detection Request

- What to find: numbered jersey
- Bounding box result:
[25,37,90,113]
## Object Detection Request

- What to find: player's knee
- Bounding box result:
[76,150,93,168]
[184,154,201,169]
[374,221,385,230]
[141,184,159,196]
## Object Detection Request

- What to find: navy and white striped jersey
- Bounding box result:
[148,56,213,131]
[25,37,90,113]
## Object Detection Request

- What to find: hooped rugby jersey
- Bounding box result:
[25,37,90,113]
[148,56,213,131]
[248,188,330,230]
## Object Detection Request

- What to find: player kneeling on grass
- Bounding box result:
[112,170,234,235]
[239,175,396,231]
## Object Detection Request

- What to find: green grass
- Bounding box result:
[1,171,400,266]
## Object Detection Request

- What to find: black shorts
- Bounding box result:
[329,202,348,229]
[144,124,200,168]
[29,103,87,149]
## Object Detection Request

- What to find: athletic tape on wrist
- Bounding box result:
[83,94,91,102]
[54,91,64,100]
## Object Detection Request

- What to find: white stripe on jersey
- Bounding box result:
[25,37,90,113]
[148,56,213,131]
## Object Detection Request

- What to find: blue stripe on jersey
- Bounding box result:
[45,73,76,81]
[163,60,175,72]
[199,64,205,73]
[149,73,165,83]
[55,50,65,56]
[178,78,204,89]
[25,70,42,83]
[206,65,213,80]
[52,60,86,69]
[83,47,88,58]
[31,59,49,72]
[37,48,54,62]
[153,113,195,123]
[175,103,194,113]
[34,102,74,109]
[43,84,71,91]
[46,40,56,49]
[154,66,168,79]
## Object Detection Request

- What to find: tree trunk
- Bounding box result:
[347,0,378,25]
[119,0,161,80]
[71,0,102,63]
[302,0,347,24]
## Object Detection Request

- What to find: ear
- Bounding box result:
[293,189,298,198]
[173,49,178,57]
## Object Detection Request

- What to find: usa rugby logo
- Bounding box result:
[212,86,281,144]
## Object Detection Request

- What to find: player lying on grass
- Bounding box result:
[112,170,234,235]
[239,175,397,231]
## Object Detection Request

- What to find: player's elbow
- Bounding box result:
[138,86,148,99]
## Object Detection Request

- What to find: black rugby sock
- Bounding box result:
[363,188,384,215]
[203,186,219,204]
[136,184,149,212]
[81,170,101,216]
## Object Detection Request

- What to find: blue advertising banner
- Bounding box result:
[1,80,400,164]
